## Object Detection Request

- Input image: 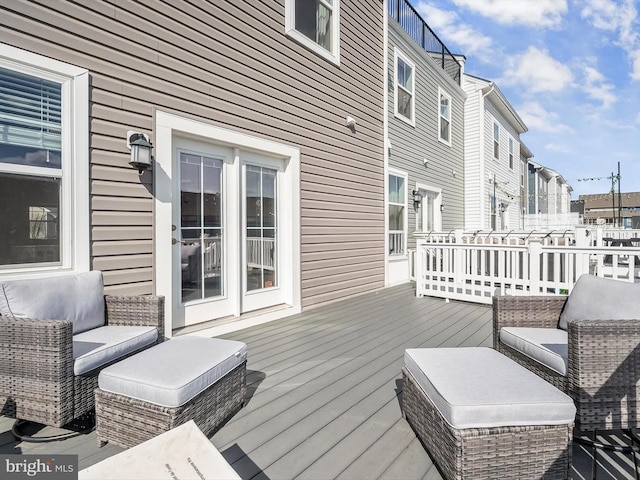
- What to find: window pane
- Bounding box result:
[295,0,332,52]
[0,173,60,266]
[202,157,222,228]
[440,95,450,119]
[440,118,450,142]
[0,67,62,169]
[389,204,404,230]
[398,58,413,90]
[180,154,201,228]
[388,174,405,203]
[397,87,412,119]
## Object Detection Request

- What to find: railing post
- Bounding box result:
[528,240,542,295]
[415,237,424,297]
[574,226,588,247]
[454,229,464,286]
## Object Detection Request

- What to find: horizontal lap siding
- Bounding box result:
[1,0,385,302]
[388,24,465,247]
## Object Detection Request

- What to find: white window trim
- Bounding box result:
[438,87,452,146]
[393,48,415,127]
[493,122,500,161]
[285,0,340,65]
[388,168,408,258]
[0,43,89,279]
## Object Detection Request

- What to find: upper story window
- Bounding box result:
[0,44,89,276]
[285,0,340,65]
[508,138,514,169]
[438,88,452,145]
[388,171,407,256]
[394,49,415,126]
[493,122,500,160]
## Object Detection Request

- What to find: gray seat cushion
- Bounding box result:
[73,325,159,375]
[98,336,247,408]
[404,347,576,429]
[0,271,105,334]
[558,274,640,330]
[500,327,568,375]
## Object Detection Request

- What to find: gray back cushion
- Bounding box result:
[0,271,105,334]
[558,274,640,330]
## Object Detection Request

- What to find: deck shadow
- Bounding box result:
[221,443,271,480]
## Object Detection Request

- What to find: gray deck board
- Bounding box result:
[1,283,638,479]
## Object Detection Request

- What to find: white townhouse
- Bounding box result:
[462,74,528,231]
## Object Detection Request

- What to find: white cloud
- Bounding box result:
[580,64,617,108]
[545,143,572,154]
[452,0,568,28]
[414,2,493,58]
[631,50,640,81]
[517,102,574,133]
[500,47,573,93]
[580,0,640,81]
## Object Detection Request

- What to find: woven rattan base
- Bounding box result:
[95,361,246,449]
[401,368,572,480]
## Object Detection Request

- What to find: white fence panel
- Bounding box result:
[414,229,640,304]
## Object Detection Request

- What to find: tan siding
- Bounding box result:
[2,0,384,306]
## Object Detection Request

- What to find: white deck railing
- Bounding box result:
[414,227,640,304]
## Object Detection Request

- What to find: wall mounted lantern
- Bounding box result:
[440,203,444,213]
[127,131,153,173]
[412,190,423,210]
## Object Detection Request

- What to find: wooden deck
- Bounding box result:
[1,283,639,479]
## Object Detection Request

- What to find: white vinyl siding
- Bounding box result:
[285,0,341,65]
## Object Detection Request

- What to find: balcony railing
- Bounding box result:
[388,0,461,84]
[414,228,640,304]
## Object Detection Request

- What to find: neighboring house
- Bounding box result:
[386,0,465,285]
[524,161,575,229]
[578,192,640,228]
[518,142,534,229]
[0,0,385,337]
[462,74,527,231]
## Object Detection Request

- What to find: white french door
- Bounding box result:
[154,111,301,337]
[170,138,286,328]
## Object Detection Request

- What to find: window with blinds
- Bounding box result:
[0,66,63,267]
[0,66,62,169]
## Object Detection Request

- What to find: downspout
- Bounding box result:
[479,84,495,229]
[383,0,389,286]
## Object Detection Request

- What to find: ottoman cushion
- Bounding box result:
[404,347,576,429]
[98,336,247,408]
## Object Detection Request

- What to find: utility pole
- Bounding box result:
[577,164,623,227]
[618,161,622,227]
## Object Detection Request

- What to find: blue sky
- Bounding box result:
[411,0,640,198]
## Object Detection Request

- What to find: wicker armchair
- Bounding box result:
[0,278,164,429]
[493,292,640,433]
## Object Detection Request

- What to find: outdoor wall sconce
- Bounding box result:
[440,204,444,213]
[499,203,507,213]
[127,130,153,173]
[412,190,423,210]
[345,116,356,128]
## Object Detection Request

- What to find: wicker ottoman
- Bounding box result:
[402,347,576,480]
[95,336,247,448]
